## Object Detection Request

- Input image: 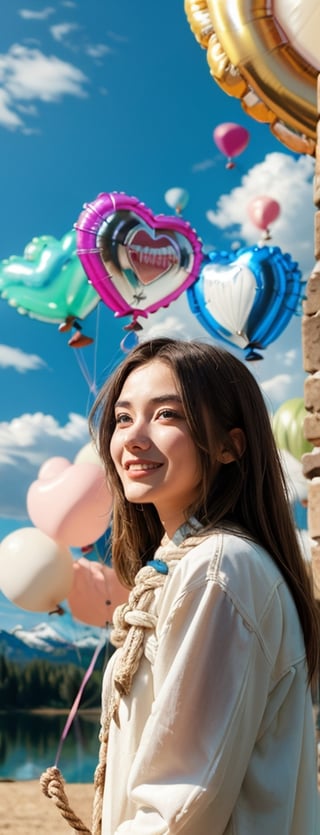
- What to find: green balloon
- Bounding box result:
[272,398,313,460]
[0,229,99,324]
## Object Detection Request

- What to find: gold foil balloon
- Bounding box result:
[184,0,318,155]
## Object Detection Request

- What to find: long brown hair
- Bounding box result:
[89,337,320,681]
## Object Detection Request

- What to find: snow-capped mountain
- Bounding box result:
[1,621,109,667]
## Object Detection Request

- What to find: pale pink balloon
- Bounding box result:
[67,557,128,627]
[38,456,71,480]
[247,195,281,231]
[27,461,113,548]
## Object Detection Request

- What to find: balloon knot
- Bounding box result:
[123,320,143,332]
[48,604,65,616]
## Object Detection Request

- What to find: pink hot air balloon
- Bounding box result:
[213,122,250,168]
[247,195,281,238]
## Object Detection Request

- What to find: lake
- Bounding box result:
[0,711,100,782]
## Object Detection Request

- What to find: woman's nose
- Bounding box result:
[123,423,151,450]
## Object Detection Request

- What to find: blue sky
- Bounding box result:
[0,1,315,635]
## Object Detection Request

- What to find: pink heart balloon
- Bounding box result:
[27,461,112,548]
[38,456,71,480]
[75,192,203,321]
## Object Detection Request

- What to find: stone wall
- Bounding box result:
[302,76,320,598]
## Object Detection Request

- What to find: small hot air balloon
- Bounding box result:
[164,187,189,214]
[247,195,281,240]
[213,122,250,169]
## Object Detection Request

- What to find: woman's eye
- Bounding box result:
[115,413,132,425]
[158,409,181,420]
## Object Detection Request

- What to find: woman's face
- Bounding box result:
[110,360,202,536]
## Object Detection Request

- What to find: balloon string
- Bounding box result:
[74,304,100,400]
[74,349,98,397]
[91,303,100,396]
[54,630,106,768]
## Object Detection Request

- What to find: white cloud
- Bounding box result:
[0,345,46,373]
[50,22,80,43]
[0,44,88,101]
[206,152,315,277]
[85,44,112,60]
[0,412,90,518]
[138,292,215,343]
[18,7,55,20]
[107,31,129,43]
[280,348,299,367]
[0,89,24,129]
[16,102,38,115]
[259,374,293,407]
[140,314,191,341]
[192,158,216,173]
[0,44,88,129]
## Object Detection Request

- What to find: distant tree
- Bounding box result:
[0,656,19,708]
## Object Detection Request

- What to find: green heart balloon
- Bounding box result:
[0,229,99,323]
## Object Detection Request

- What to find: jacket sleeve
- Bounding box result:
[115,573,275,834]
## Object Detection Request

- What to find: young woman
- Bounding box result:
[42,337,320,834]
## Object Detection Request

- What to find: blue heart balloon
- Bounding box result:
[187,245,304,360]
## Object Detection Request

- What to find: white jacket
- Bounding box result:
[101,529,320,834]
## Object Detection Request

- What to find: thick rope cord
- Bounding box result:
[111,564,165,697]
[40,766,92,833]
[91,735,108,835]
[89,562,169,833]
[40,531,207,835]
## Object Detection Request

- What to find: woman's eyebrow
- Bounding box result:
[115,394,182,408]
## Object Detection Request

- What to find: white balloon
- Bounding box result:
[74,441,103,467]
[0,527,74,613]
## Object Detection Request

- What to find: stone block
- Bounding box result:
[314,173,320,207]
[307,478,320,538]
[311,543,320,599]
[302,313,320,372]
[304,373,320,411]
[304,413,320,445]
[303,262,320,315]
[315,212,320,261]
[302,447,320,479]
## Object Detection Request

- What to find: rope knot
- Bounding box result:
[124,609,157,629]
[110,563,167,648]
[39,765,92,833]
[40,765,63,798]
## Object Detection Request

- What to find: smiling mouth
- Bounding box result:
[125,463,162,471]
[128,246,177,270]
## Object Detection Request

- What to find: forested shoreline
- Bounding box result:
[0,655,102,710]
